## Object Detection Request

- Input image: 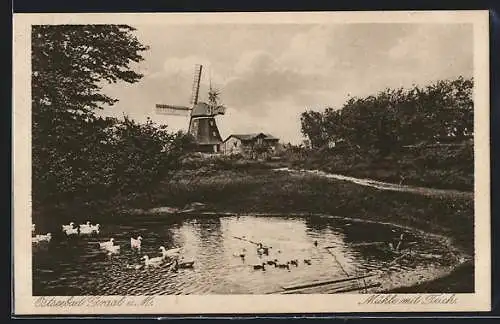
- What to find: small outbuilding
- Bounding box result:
[223,133,280,157]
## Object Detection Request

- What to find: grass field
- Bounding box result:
[279,142,474,191]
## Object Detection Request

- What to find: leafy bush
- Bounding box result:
[33,111,193,212]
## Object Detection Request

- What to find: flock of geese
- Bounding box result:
[31,221,100,244]
[32,221,195,271]
[31,224,53,243]
[32,221,318,273]
[235,242,316,272]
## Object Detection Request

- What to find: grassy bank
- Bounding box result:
[388,261,474,293]
[279,142,474,191]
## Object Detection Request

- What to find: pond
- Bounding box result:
[32,214,460,295]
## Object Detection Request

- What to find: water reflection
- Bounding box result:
[32,214,456,295]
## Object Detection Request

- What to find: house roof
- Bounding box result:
[224,133,279,142]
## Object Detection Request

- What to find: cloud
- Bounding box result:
[222,52,306,117]
[234,50,274,74]
[219,24,415,116]
[160,56,208,77]
[387,24,473,81]
[280,25,337,75]
[220,34,344,117]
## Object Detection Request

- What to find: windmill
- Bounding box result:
[155,64,227,153]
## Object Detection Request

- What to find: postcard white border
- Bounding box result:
[13,10,491,315]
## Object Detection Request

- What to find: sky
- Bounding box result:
[98,23,473,144]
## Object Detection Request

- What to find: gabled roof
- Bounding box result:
[223,133,279,143]
[262,133,279,140]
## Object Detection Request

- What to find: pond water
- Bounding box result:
[32,214,459,295]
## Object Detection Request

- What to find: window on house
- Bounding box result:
[212,131,217,137]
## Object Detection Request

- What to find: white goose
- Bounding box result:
[159,246,181,259]
[89,224,100,234]
[130,236,142,250]
[64,227,78,236]
[62,222,75,232]
[126,263,144,270]
[98,238,115,249]
[33,233,52,243]
[142,255,164,267]
[79,226,93,235]
[105,244,120,255]
[79,221,91,229]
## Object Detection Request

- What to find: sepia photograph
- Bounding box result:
[13,11,490,314]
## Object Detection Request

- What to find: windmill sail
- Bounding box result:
[190,64,203,105]
[155,104,192,116]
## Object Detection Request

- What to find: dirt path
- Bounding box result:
[273,167,473,199]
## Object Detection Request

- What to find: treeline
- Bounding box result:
[295,77,474,190]
[300,77,473,155]
[32,25,193,215]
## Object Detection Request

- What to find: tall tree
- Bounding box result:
[32,24,148,115]
[300,110,327,148]
[31,25,151,209]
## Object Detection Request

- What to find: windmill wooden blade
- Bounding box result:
[155,104,192,116]
[190,64,203,105]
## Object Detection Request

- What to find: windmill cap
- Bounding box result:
[191,102,226,117]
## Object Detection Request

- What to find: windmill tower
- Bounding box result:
[155,64,227,153]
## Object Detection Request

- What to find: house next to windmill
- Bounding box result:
[223,133,280,157]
